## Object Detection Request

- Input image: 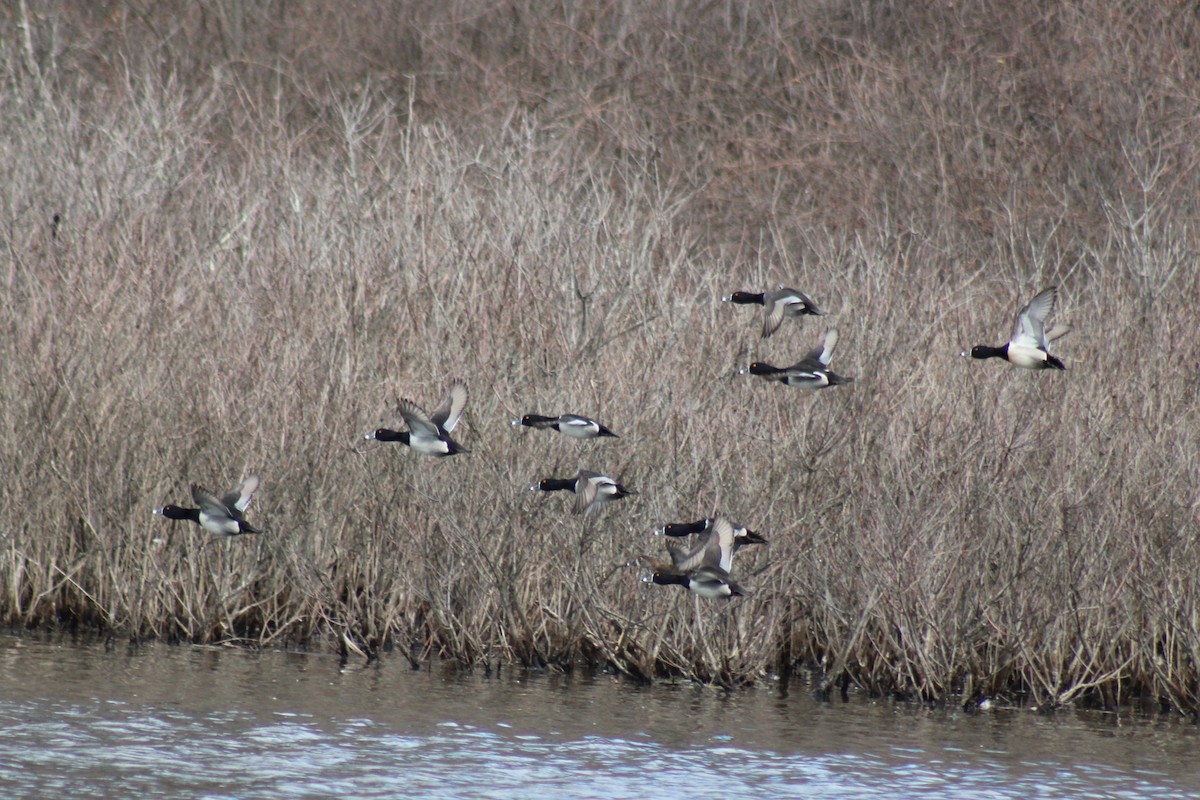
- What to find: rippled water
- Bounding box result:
[0,635,1196,799]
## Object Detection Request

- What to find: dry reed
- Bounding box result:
[2,1,1200,713]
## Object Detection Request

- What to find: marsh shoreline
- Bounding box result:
[3,3,1200,714]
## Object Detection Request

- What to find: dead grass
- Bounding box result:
[2,0,1200,712]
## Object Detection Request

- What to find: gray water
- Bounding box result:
[0,635,1196,799]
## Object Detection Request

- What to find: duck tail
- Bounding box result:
[729,581,751,598]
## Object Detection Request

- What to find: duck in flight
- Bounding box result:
[966,287,1067,370]
[647,564,748,599]
[511,413,617,439]
[660,518,766,573]
[530,469,635,514]
[366,382,469,456]
[638,518,754,599]
[741,328,853,389]
[154,475,261,536]
[722,287,825,338]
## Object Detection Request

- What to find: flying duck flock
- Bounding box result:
[155,286,1066,606]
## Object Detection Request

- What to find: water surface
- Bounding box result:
[0,635,1195,798]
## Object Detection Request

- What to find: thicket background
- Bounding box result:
[3,1,1200,711]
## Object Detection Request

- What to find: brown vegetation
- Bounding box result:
[3,1,1200,713]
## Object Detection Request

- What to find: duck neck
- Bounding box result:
[663,519,710,537]
[730,291,765,305]
[971,344,1008,361]
[652,570,689,588]
[748,363,781,376]
[372,429,410,444]
[539,478,577,493]
[160,506,200,524]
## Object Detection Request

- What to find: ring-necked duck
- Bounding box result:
[722,287,825,338]
[741,328,853,388]
[366,382,469,456]
[511,413,617,439]
[966,287,1066,370]
[662,518,766,573]
[154,475,261,536]
[529,470,635,514]
[643,563,748,599]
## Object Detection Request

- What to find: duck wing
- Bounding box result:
[1011,287,1057,350]
[709,518,739,572]
[191,484,234,518]
[810,328,839,367]
[221,474,260,514]
[665,537,698,569]
[761,292,789,338]
[785,287,823,315]
[688,565,743,597]
[572,471,603,513]
[430,382,468,433]
[556,414,597,434]
[787,328,838,373]
[671,519,736,572]
[396,399,440,437]
[1044,321,1071,343]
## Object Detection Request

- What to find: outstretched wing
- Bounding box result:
[1044,321,1071,343]
[761,294,789,338]
[665,538,696,569]
[811,328,839,367]
[222,474,259,513]
[1011,287,1057,350]
[191,484,233,517]
[797,290,824,316]
[708,518,738,572]
[670,518,736,572]
[430,382,468,432]
[572,471,601,513]
[396,399,440,437]
[792,328,838,371]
